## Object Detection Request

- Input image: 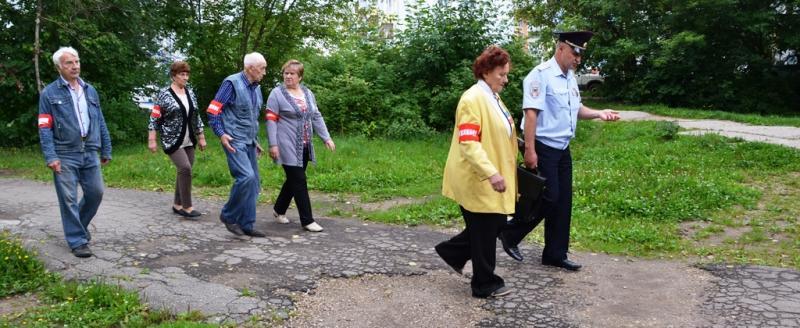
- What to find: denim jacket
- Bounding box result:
[38,77,112,164]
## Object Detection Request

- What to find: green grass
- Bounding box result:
[0,132,449,202]
[584,100,800,127]
[0,231,216,328]
[362,120,800,268]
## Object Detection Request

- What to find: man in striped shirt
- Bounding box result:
[207,52,267,238]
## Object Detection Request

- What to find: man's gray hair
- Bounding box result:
[243,52,266,67]
[52,47,79,68]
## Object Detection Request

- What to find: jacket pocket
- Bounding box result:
[48,96,71,139]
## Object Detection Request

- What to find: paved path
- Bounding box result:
[618,111,800,149]
[1,177,799,327]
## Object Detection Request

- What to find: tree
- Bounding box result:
[169,0,352,109]
[0,0,171,146]
[514,0,800,114]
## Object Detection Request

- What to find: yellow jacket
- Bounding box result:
[442,83,518,214]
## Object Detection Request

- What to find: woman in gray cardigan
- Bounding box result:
[266,59,335,232]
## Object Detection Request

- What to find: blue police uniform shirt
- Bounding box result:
[520,57,582,150]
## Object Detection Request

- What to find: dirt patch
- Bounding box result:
[284,271,490,328]
[562,254,713,328]
[0,294,40,317]
[308,190,429,214]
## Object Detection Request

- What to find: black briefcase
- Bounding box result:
[516,165,546,223]
[517,164,546,202]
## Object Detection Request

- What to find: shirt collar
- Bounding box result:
[239,71,260,89]
[477,79,497,99]
[59,76,86,89]
[547,57,574,79]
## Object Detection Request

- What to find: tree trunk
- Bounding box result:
[34,0,43,93]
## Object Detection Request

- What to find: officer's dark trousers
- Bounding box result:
[503,140,573,261]
[274,146,315,226]
[436,207,506,298]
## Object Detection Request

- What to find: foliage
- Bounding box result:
[299,0,533,137]
[514,0,800,114]
[0,0,168,147]
[170,0,352,110]
[654,121,680,140]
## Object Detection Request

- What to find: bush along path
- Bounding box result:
[1,177,799,327]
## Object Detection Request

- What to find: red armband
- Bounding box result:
[207,100,223,115]
[265,109,279,122]
[150,105,161,118]
[458,123,481,142]
[38,114,53,128]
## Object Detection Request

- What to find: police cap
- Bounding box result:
[556,31,594,54]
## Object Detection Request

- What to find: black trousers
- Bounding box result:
[436,206,506,298]
[274,146,315,226]
[503,140,573,261]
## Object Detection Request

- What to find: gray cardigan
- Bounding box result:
[265,84,331,167]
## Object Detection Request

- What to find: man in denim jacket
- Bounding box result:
[38,46,112,258]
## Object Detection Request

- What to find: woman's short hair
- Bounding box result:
[281,59,304,79]
[169,61,191,77]
[52,47,79,68]
[472,45,511,80]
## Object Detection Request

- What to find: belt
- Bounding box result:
[81,136,87,141]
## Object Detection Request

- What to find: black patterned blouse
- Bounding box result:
[147,86,204,154]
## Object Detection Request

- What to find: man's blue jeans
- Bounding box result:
[52,152,104,250]
[220,142,259,231]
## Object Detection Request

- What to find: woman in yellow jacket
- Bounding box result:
[435,46,518,298]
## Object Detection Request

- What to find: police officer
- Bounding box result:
[500,31,620,271]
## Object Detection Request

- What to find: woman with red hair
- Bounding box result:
[435,46,517,298]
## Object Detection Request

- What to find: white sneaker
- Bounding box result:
[273,210,290,224]
[303,222,324,232]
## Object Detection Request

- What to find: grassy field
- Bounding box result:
[0,132,449,203]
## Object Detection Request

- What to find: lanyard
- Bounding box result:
[493,94,513,136]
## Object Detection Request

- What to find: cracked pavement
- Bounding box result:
[1,177,799,327]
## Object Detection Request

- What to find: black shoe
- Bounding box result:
[242,229,266,237]
[541,257,582,271]
[71,244,93,258]
[177,209,202,218]
[224,222,244,236]
[499,234,523,262]
[172,207,181,214]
